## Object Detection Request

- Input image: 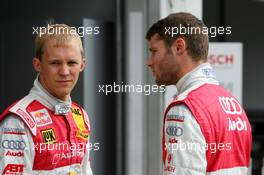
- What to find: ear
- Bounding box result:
[80,58,86,72]
[32,58,41,72]
[171,37,187,55]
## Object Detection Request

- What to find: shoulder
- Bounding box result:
[1,114,28,130]
[1,95,37,136]
[0,114,33,140]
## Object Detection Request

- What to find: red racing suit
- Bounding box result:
[0,78,93,175]
[163,63,252,175]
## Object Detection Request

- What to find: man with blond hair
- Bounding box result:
[0,24,93,174]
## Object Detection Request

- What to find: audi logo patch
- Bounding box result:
[218,97,242,115]
[166,126,183,136]
[1,140,26,150]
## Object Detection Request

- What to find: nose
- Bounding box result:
[146,57,153,67]
[59,64,70,76]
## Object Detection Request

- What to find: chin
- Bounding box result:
[156,79,172,86]
[156,79,165,86]
[54,90,71,100]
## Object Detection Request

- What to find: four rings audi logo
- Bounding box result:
[218,97,242,115]
[166,126,183,136]
[2,140,26,150]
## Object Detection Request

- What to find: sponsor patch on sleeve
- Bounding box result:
[2,127,26,135]
[165,114,185,122]
[3,164,24,174]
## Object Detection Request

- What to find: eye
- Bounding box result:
[68,61,78,65]
[151,50,157,55]
[49,61,60,65]
[150,48,157,54]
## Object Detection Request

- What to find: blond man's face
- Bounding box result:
[33,39,85,101]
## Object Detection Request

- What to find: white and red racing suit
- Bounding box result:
[163,63,252,175]
[0,77,93,175]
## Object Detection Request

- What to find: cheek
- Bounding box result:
[42,67,58,79]
[42,64,53,72]
[159,57,173,73]
[71,69,81,81]
[72,67,81,75]
[157,55,167,67]
[152,54,162,66]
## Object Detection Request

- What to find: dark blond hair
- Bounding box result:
[35,24,84,60]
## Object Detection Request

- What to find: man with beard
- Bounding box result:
[146,12,252,175]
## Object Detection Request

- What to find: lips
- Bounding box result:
[57,80,72,82]
[56,80,73,85]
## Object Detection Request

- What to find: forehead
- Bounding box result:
[149,34,166,47]
[43,38,80,49]
[41,39,82,60]
[43,39,81,54]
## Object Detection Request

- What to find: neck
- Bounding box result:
[176,58,205,83]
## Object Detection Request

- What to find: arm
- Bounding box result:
[163,104,207,175]
[82,147,93,175]
[0,115,35,174]
[81,110,93,175]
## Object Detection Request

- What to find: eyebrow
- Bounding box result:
[47,58,60,62]
[47,57,80,61]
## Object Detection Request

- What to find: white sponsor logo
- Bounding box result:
[228,117,247,131]
[218,97,242,115]
[52,151,84,164]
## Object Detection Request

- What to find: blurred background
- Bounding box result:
[1,0,264,174]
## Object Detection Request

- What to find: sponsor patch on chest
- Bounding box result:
[71,108,82,116]
[31,108,52,127]
[41,128,56,144]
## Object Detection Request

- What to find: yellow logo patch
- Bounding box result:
[71,107,86,131]
[76,130,89,140]
[71,108,82,116]
[41,129,56,144]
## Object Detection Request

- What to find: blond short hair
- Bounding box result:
[35,24,84,59]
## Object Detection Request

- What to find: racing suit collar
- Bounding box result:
[29,75,72,115]
[176,63,219,94]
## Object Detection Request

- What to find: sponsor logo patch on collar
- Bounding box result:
[41,128,56,144]
[31,109,52,127]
